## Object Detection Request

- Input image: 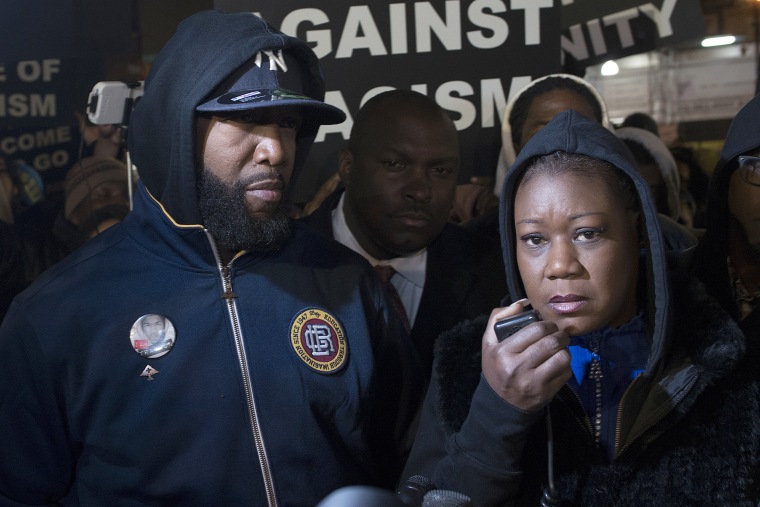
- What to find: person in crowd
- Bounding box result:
[621,111,659,136]
[0,10,424,506]
[0,155,28,321]
[302,89,495,380]
[690,93,760,340]
[0,155,69,286]
[616,126,680,219]
[460,74,614,310]
[75,110,123,160]
[616,126,698,249]
[497,75,608,188]
[52,155,132,252]
[402,110,760,506]
[470,74,695,268]
[671,144,710,229]
[76,203,130,240]
[63,156,131,226]
[451,74,610,227]
[0,154,16,225]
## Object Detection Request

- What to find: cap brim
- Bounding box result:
[196,87,345,125]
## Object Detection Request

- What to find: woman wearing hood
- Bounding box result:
[452,74,608,225]
[401,110,760,506]
[616,125,698,250]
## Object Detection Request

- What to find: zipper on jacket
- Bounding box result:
[558,385,593,437]
[210,239,278,507]
[615,371,699,457]
[614,375,641,457]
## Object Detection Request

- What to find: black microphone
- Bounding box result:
[396,475,435,506]
[422,489,472,507]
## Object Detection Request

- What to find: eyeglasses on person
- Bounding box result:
[737,156,760,186]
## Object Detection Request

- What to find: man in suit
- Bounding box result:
[303,89,494,379]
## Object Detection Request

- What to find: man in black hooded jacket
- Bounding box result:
[0,10,423,506]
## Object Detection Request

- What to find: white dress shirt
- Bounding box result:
[332,193,427,326]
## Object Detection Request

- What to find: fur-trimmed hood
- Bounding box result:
[435,270,745,435]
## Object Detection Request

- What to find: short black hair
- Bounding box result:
[519,151,640,216]
[348,89,451,153]
[622,112,659,136]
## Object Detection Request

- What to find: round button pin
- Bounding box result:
[130,314,176,359]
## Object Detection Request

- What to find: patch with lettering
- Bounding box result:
[290,308,347,374]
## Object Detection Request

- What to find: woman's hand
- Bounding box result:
[481,301,571,412]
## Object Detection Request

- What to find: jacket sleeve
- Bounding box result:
[0,303,76,505]
[402,371,543,507]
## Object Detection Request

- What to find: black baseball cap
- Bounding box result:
[196,48,346,126]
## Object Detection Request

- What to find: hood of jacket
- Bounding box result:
[615,126,681,220]
[128,10,333,225]
[493,73,612,194]
[692,93,760,315]
[498,110,670,375]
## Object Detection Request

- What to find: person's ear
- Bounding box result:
[338,148,353,185]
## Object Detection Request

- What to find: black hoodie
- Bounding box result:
[499,110,670,376]
[128,10,332,225]
[402,111,757,506]
[691,93,760,327]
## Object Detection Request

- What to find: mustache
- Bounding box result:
[239,171,285,187]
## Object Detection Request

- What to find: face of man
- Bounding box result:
[70,181,130,225]
[514,170,640,336]
[195,107,301,252]
[728,151,760,257]
[339,102,459,260]
[517,89,598,153]
[141,314,165,344]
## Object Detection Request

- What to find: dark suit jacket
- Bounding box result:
[301,187,498,380]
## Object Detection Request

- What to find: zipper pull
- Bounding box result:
[221,265,237,300]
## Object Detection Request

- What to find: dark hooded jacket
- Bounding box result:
[690,93,760,338]
[0,10,423,506]
[401,111,760,506]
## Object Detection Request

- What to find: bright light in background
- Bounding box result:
[601,60,619,76]
[701,35,736,47]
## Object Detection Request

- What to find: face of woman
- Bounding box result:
[514,170,641,336]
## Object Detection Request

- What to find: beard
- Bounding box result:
[197,169,292,252]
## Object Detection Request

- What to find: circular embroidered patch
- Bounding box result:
[290,308,347,374]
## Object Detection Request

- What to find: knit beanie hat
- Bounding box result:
[65,157,129,222]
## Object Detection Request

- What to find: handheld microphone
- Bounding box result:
[422,489,472,507]
[396,475,435,506]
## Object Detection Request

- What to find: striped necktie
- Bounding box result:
[373,264,411,333]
